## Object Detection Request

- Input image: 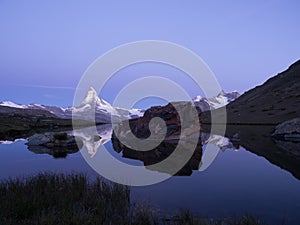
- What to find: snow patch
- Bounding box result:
[0,101,28,109]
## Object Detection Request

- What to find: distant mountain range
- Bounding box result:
[0,88,143,123]
[0,87,240,124]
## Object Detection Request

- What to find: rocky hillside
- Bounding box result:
[0,106,90,141]
[203,60,300,125]
[126,101,201,139]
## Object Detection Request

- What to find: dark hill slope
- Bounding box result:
[203,60,300,125]
[0,106,91,140]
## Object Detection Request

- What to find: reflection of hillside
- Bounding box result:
[27,145,80,158]
[111,133,202,176]
[202,124,300,180]
[273,139,300,157]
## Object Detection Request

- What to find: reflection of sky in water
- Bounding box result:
[0,138,300,224]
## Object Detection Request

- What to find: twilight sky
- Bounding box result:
[0,1,299,107]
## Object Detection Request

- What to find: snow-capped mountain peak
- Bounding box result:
[72,87,120,122]
[81,87,99,105]
[217,90,226,97]
[81,87,109,106]
[193,90,240,112]
[79,87,116,114]
[193,96,203,102]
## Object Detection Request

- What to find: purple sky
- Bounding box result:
[0,1,299,107]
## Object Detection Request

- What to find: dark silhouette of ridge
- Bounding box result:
[203,60,300,125]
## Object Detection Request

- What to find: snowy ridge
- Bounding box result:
[193,90,240,112]
[0,87,144,124]
[0,88,239,123]
[0,101,67,115]
[0,101,28,109]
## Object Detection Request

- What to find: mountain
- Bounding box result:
[72,87,144,123]
[0,88,238,125]
[202,60,300,125]
[199,60,300,181]
[0,87,144,140]
[0,87,144,124]
[0,101,71,119]
[193,90,240,112]
[71,87,118,123]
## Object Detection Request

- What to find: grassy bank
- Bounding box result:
[0,173,267,225]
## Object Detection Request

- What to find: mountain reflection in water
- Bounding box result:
[7,123,299,181]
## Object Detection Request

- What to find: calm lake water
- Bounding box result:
[0,125,300,225]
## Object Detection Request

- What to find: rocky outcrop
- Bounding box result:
[274,118,300,135]
[111,101,202,176]
[26,132,83,158]
[127,101,201,139]
[272,118,300,141]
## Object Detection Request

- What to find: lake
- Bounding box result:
[0,124,300,225]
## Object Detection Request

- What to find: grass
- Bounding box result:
[0,173,130,225]
[0,173,268,225]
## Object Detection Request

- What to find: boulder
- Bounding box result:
[27,133,52,145]
[26,132,83,157]
[272,118,300,141]
[127,101,201,139]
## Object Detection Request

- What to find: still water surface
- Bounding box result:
[0,127,299,225]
